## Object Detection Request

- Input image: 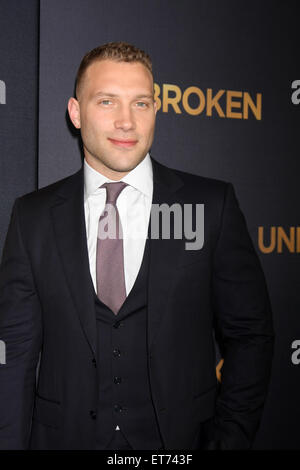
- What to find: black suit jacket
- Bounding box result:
[0,157,274,449]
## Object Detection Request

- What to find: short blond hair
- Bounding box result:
[75,41,153,98]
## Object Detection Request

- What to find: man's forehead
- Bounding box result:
[78,59,154,99]
[86,58,152,78]
[85,62,153,93]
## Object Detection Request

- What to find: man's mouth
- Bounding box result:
[108,138,138,148]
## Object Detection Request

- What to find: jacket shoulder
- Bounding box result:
[151,156,231,198]
[16,169,83,209]
[165,164,232,205]
[173,166,230,190]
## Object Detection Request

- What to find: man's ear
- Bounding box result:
[154,100,158,115]
[68,97,81,129]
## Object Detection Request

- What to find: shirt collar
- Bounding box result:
[84,153,153,200]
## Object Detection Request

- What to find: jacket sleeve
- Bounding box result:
[0,198,42,449]
[211,183,274,449]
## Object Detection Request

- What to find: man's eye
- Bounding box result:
[136,101,147,107]
[100,100,112,105]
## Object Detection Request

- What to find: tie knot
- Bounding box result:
[100,181,128,204]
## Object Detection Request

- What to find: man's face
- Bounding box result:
[68,59,157,179]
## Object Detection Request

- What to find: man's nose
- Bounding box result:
[114,105,135,131]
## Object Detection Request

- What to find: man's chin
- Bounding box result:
[108,154,146,173]
[85,150,147,175]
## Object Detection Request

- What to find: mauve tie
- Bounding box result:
[96,182,128,315]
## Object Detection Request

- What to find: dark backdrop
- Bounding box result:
[0,0,39,250]
[1,0,299,449]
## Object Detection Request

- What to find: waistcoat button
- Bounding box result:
[114,404,123,413]
[113,348,121,357]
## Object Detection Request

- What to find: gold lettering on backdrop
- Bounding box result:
[277,227,295,253]
[226,91,243,119]
[258,227,276,253]
[216,359,224,383]
[206,89,225,117]
[243,92,262,120]
[182,86,206,115]
[162,84,182,113]
[258,227,300,253]
[154,83,262,120]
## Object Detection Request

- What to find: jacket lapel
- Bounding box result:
[147,157,184,351]
[50,168,97,357]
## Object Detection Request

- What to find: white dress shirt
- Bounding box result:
[84,152,153,297]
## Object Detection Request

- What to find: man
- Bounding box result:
[0,42,274,450]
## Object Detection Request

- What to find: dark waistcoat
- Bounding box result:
[94,238,163,450]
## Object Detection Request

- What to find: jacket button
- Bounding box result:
[89,410,97,420]
[113,321,123,329]
[113,348,121,357]
[92,358,97,367]
[114,376,122,384]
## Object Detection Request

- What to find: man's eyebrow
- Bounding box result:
[93,92,118,98]
[134,94,154,100]
[93,91,154,100]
